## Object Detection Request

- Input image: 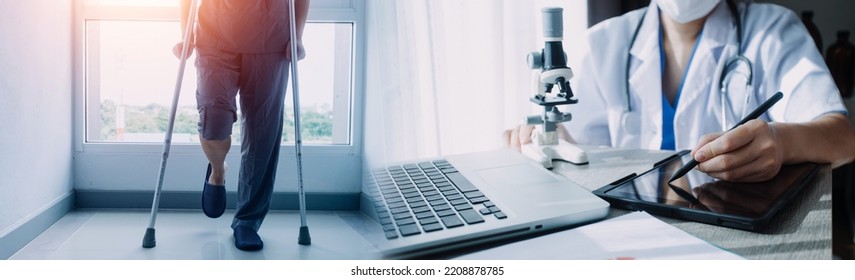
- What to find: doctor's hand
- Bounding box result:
[503,125,535,151]
[691,120,784,182]
[502,124,572,152]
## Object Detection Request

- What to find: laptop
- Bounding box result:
[355,148,609,259]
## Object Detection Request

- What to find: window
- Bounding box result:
[84,2,353,145]
[74,0,365,194]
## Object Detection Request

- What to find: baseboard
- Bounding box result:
[0,191,74,260]
[74,190,360,211]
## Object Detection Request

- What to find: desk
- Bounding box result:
[551,146,833,260]
[442,146,832,260]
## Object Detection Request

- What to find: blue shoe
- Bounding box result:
[234,225,264,251]
[202,164,225,218]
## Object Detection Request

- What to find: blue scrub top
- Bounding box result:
[659,25,703,151]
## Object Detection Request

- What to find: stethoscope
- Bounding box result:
[624,0,754,132]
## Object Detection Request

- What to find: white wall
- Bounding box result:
[0,0,73,236]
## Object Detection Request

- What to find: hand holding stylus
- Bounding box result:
[672,92,784,183]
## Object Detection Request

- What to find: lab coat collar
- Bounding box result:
[674,2,733,116]
[628,2,663,150]
[672,2,734,149]
[628,1,660,62]
[628,1,734,150]
[629,1,662,150]
[700,2,732,60]
[629,2,733,73]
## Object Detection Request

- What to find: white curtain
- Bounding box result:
[364,0,589,166]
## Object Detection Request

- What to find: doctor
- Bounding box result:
[505,0,855,182]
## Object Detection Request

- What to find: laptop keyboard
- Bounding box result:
[369,160,507,239]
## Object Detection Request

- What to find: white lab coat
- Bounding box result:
[564,1,846,151]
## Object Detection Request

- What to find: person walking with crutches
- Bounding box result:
[172,0,310,251]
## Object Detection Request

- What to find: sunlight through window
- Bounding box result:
[83,2,354,145]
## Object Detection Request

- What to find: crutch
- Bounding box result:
[288,0,312,246]
[142,0,199,248]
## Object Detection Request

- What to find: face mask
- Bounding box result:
[656,0,721,23]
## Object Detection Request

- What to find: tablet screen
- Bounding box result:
[601,152,818,219]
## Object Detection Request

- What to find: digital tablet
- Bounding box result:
[593,151,819,231]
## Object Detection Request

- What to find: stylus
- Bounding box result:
[668,183,702,205]
[668,91,784,183]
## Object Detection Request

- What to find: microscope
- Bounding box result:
[523,7,588,168]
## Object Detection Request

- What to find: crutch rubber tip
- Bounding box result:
[298,226,311,245]
[142,228,156,248]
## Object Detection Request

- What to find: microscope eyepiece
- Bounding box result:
[541,7,563,41]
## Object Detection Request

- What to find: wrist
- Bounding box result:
[770,122,797,165]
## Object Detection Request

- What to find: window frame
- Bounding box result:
[72,0,365,193]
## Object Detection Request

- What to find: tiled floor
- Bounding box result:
[10,209,383,260]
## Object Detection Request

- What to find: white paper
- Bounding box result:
[454,211,744,260]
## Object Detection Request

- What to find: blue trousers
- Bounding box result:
[195,45,289,231]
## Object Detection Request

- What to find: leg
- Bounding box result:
[201,138,230,185]
[232,51,289,232]
[196,46,240,180]
[195,46,241,218]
